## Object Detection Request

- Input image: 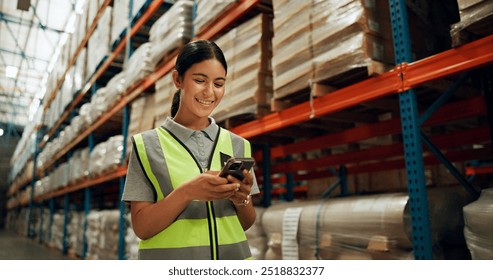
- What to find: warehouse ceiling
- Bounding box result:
[0,0,75,132]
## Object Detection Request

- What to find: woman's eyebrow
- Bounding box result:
[192,73,226,81]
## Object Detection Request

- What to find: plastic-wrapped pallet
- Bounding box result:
[125,213,140,260]
[212,13,273,121]
[68,211,85,257]
[154,71,175,124]
[124,43,153,89]
[271,0,393,100]
[87,6,112,77]
[89,140,107,177]
[87,210,120,259]
[89,87,109,122]
[68,147,90,184]
[194,0,237,36]
[148,0,193,67]
[463,188,493,260]
[50,212,66,251]
[126,96,146,156]
[105,72,127,107]
[73,47,87,92]
[98,210,121,260]
[101,135,124,172]
[111,0,131,45]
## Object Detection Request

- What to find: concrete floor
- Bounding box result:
[0,229,71,260]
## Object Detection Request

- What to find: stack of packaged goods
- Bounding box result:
[212,13,273,122]
[49,212,66,251]
[86,210,120,259]
[88,135,123,177]
[194,0,237,36]
[125,213,140,260]
[153,72,175,126]
[148,0,194,68]
[87,6,112,77]
[68,211,85,257]
[123,43,153,89]
[271,0,394,102]
[68,147,90,184]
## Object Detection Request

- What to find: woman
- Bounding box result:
[122,40,259,260]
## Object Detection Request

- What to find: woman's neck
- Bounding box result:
[173,115,210,131]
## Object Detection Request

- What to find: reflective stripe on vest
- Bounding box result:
[132,126,252,260]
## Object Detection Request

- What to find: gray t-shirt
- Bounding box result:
[122,116,259,202]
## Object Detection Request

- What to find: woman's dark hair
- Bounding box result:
[170,40,227,117]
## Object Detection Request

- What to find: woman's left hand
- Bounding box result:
[228,169,253,207]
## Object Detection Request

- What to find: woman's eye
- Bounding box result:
[194,79,205,84]
[214,83,224,88]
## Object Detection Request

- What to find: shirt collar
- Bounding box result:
[163,116,218,142]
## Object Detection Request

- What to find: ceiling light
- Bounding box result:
[6,66,18,79]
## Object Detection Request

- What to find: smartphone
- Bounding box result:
[219,157,255,180]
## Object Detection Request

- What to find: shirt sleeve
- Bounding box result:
[122,147,156,203]
[249,169,260,195]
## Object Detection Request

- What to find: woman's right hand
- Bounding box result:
[180,171,239,202]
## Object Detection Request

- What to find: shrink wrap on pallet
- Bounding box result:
[149,0,193,67]
[212,13,273,121]
[194,0,237,36]
[463,188,493,260]
[271,0,393,100]
[124,43,153,89]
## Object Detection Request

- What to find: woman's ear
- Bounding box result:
[172,70,181,89]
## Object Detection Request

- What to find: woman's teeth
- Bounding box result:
[196,98,213,105]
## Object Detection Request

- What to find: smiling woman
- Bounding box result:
[122,40,260,260]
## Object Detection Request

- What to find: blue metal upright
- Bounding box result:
[389,0,433,259]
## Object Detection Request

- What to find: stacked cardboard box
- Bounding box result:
[194,0,237,36]
[212,13,273,122]
[271,0,394,101]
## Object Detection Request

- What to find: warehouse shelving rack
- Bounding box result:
[6,0,493,260]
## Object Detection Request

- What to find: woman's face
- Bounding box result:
[173,59,226,127]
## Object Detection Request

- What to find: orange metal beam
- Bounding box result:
[253,96,486,159]
[232,35,493,139]
[290,147,489,182]
[258,126,489,175]
[466,166,493,176]
[404,35,493,91]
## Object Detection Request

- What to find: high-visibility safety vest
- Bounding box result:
[132,126,253,260]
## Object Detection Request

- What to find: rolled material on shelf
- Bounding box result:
[463,188,493,260]
[261,190,469,260]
